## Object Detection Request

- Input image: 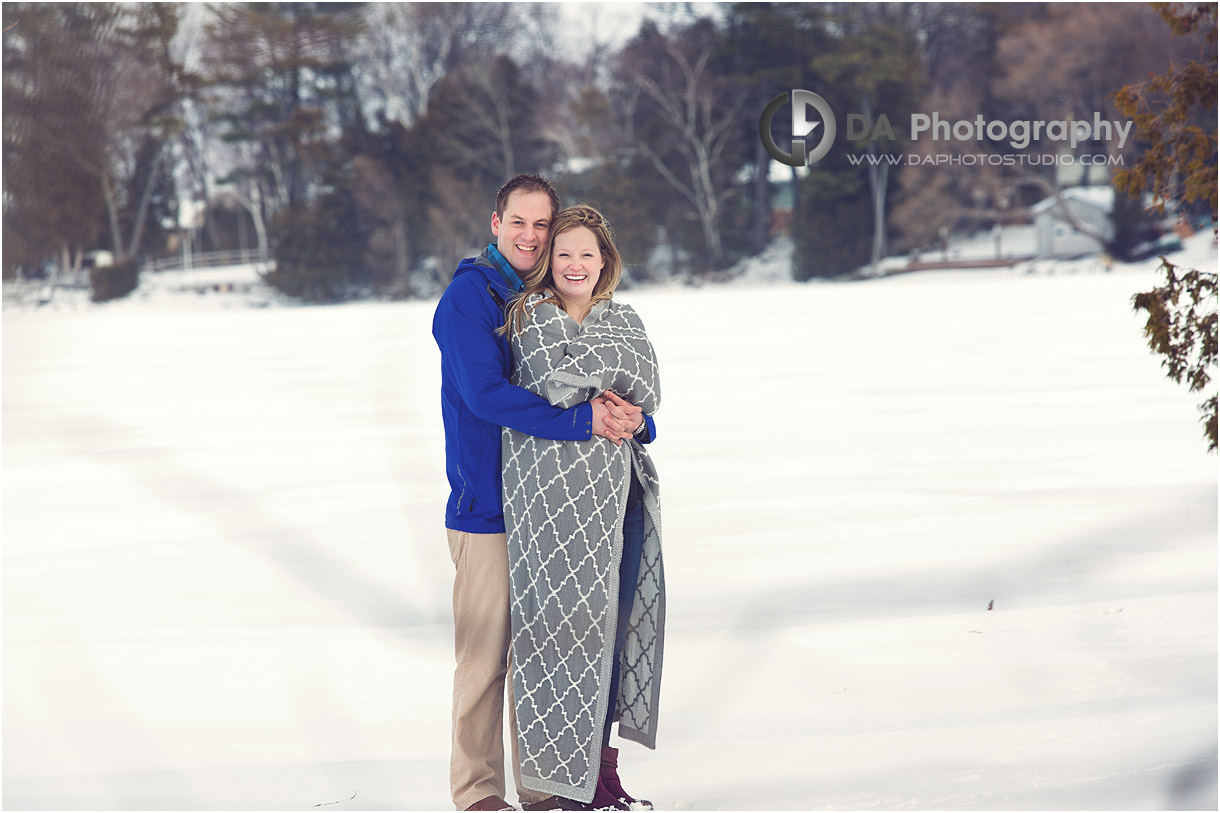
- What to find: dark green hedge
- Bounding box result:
[89,257,139,302]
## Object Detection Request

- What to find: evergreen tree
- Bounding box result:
[350,118,432,297]
[401,53,547,284]
[201,2,371,300]
[265,180,367,303]
[716,3,833,257]
[811,7,926,271]
[202,3,365,214]
[793,154,874,280]
[558,153,670,284]
[780,5,927,279]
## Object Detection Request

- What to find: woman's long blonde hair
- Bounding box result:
[501,204,623,335]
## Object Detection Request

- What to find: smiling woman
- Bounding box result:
[499,204,662,810]
[551,227,605,322]
[503,206,625,334]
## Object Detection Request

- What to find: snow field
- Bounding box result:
[3,239,1216,810]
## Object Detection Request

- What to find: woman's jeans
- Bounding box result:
[603,487,645,746]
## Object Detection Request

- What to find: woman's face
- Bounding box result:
[550,226,604,310]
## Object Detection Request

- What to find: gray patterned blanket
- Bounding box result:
[502,295,666,803]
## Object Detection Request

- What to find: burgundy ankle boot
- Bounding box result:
[600,746,653,810]
[592,773,630,811]
[551,774,629,811]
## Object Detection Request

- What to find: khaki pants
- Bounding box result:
[447,529,544,810]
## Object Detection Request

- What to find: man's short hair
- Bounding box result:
[496,174,561,220]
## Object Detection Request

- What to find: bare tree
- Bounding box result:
[423,53,544,182]
[356,3,525,126]
[97,4,185,262]
[625,27,746,270]
[4,3,184,274]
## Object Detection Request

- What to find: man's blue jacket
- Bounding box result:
[432,247,656,534]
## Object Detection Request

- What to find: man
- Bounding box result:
[432,174,655,811]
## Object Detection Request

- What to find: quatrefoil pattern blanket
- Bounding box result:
[502,296,666,803]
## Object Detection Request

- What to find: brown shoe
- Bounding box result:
[466,796,516,811]
[521,798,560,812]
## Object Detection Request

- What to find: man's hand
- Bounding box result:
[591,391,643,445]
[599,390,645,434]
[592,388,644,444]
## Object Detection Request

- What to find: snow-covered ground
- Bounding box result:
[4,232,1217,811]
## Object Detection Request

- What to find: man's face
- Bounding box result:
[491,190,553,273]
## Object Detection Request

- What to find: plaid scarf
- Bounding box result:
[484,244,524,293]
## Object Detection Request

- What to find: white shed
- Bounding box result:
[1030,186,1114,259]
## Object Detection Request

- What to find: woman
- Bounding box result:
[500,205,665,810]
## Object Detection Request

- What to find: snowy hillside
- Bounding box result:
[3,233,1216,810]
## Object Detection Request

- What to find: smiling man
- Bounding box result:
[432,174,654,812]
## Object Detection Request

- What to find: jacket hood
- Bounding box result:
[452,252,495,282]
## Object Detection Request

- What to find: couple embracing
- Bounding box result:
[432,174,666,812]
